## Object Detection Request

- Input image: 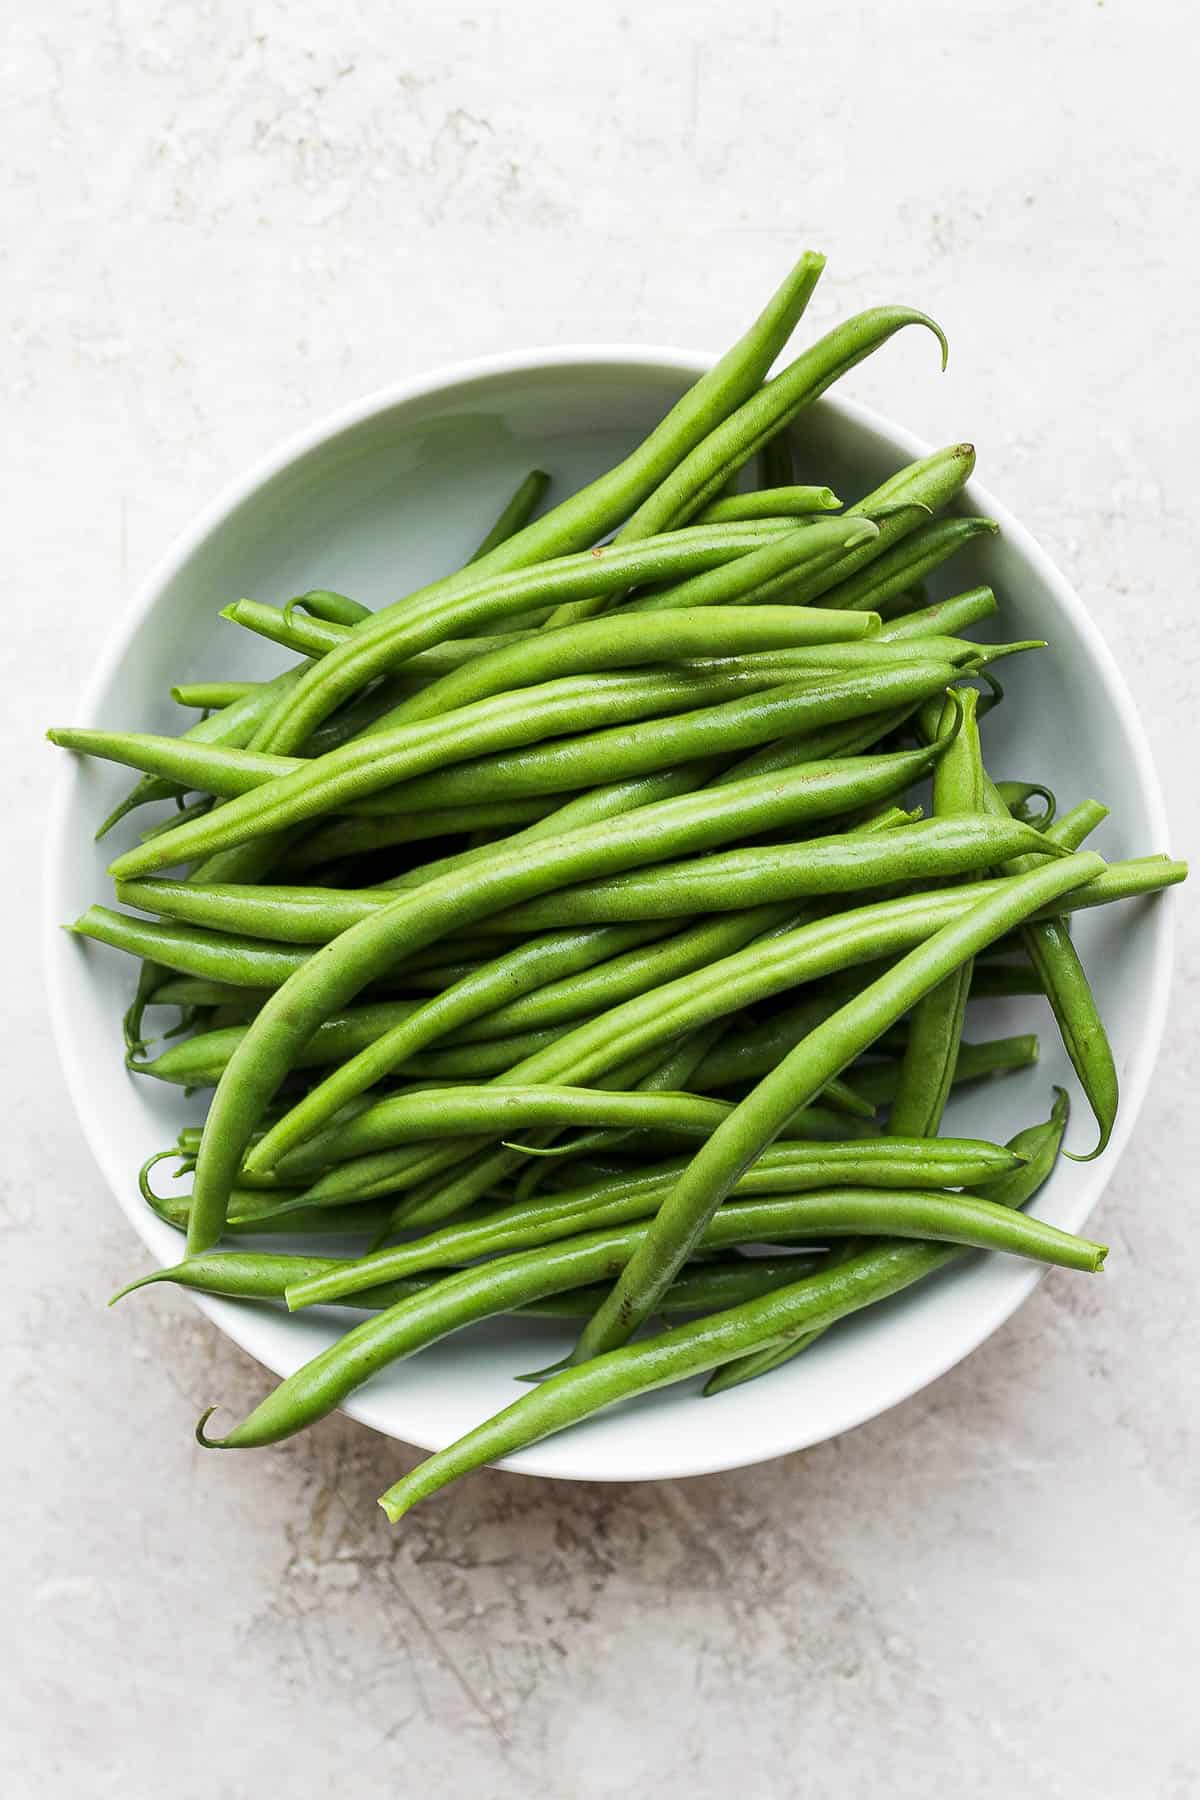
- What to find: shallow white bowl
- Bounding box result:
[44,347,1174,1484]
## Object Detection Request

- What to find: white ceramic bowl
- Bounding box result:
[44,348,1174,1484]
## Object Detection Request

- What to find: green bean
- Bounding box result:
[705,1085,1072,1392]
[198,1185,1100,1452]
[285,1135,1023,1308]
[760,444,976,612]
[508,1023,732,1191]
[182,743,952,1247]
[70,906,313,989]
[876,585,998,642]
[468,470,551,562]
[65,661,791,844]
[245,784,925,1176]
[852,1034,1040,1106]
[116,815,1052,947]
[375,850,1182,1230]
[282,800,562,871]
[102,660,917,881]
[145,1186,399,1239]
[329,662,961,815]
[981,775,1118,1160]
[477,816,1058,930]
[361,599,882,730]
[378,1088,1073,1515]
[92,666,306,841]
[888,687,984,1136]
[172,682,261,710]
[816,518,1000,616]
[128,1001,429,1086]
[568,851,1105,1361]
[287,589,372,629]
[256,302,949,738]
[696,486,841,522]
[270,1083,875,1184]
[621,519,876,614]
[113,1247,820,1316]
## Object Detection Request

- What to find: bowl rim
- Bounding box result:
[43,342,1175,1484]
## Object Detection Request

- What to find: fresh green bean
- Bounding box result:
[816,518,999,617]
[377,1091,1074,1516]
[875,585,998,642]
[183,743,954,1249]
[243,779,929,1176]
[696,486,841,522]
[981,775,1118,1160]
[198,1187,1101,1451]
[621,519,876,614]
[569,852,1105,1361]
[888,687,984,1136]
[852,1034,1040,1106]
[705,1085,1072,1392]
[361,600,882,730]
[285,1135,1024,1308]
[172,682,261,710]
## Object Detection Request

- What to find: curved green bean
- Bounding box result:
[569,851,1105,1361]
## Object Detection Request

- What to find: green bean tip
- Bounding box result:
[194,1407,229,1448]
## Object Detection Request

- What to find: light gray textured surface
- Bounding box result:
[6,2,1197,1793]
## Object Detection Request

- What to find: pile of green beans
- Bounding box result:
[51,251,1184,1519]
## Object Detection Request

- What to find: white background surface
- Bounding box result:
[6,3,1198,1794]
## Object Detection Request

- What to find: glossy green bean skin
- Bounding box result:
[979,774,1119,1161]
[117,815,1052,946]
[246,800,917,1177]
[372,601,879,730]
[375,1100,1083,1520]
[128,1002,429,1086]
[114,1249,822,1318]
[765,443,976,611]
[816,518,999,615]
[851,1034,1040,1106]
[199,1186,1101,1451]
[285,1136,1024,1308]
[107,662,943,881]
[71,906,313,988]
[621,519,876,614]
[375,852,1183,1230]
[875,585,997,642]
[889,687,984,1136]
[172,682,261,710]
[183,743,954,1250]
[696,486,841,521]
[271,1082,874,1185]
[144,1183,399,1239]
[339,663,961,816]
[569,851,1105,1362]
[83,662,798,874]
[479,816,1056,929]
[283,800,562,871]
[705,1085,1072,1392]
[92,666,305,840]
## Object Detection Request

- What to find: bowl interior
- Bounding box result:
[45,351,1173,1483]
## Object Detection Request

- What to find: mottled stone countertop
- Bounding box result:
[6,4,1196,1793]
